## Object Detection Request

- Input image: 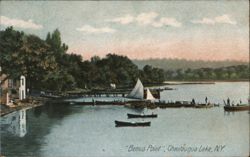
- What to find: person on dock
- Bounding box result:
[205,97,208,104]
[227,98,230,106]
[92,98,96,105]
[192,98,195,105]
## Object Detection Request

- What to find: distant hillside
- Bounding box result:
[133,58,248,70]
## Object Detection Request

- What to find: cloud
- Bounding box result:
[108,14,134,24]
[214,14,236,24]
[0,16,43,30]
[109,12,181,28]
[152,17,182,27]
[76,25,116,34]
[136,12,158,25]
[191,14,236,25]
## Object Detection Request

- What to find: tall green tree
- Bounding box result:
[0,27,25,83]
[0,27,57,89]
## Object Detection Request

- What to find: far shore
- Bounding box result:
[146,79,248,87]
[164,79,248,84]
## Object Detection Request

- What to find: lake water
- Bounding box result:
[1,82,249,157]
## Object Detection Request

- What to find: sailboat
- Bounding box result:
[145,88,155,100]
[127,78,156,100]
[117,79,157,126]
[127,78,144,99]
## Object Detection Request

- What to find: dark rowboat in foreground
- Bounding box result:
[224,105,250,111]
[115,120,151,127]
[127,113,157,118]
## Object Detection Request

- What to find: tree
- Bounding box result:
[0,27,57,89]
[90,55,101,64]
[20,35,57,89]
[93,53,140,87]
[0,27,25,84]
[46,29,68,60]
[141,65,165,83]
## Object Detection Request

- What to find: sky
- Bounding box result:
[0,1,249,61]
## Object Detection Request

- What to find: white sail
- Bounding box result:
[146,88,155,100]
[127,79,144,99]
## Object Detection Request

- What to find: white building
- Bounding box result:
[19,75,26,100]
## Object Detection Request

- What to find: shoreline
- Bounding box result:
[164,79,249,83]
[162,80,249,85]
[146,80,249,87]
[0,97,50,117]
[1,80,248,117]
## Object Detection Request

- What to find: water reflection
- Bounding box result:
[224,110,235,116]
[37,102,75,119]
[1,109,27,137]
[224,110,249,116]
[1,103,76,157]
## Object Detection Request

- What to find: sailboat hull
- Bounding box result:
[115,120,151,127]
[127,113,157,118]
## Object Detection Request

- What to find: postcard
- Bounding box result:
[0,1,249,157]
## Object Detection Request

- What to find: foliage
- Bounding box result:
[0,27,165,92]
[133,58,248,71]
[2,27,247,93]
[93,54,140,86]
[165,65,249,81]
[0,27,57,89]
[140,65,165,84]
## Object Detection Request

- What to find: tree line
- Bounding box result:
[1,27,247,93]
[165,65,249,81]
[0,27,165,92]
[133,58,248,70]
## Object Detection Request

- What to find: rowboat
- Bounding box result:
[156,102,182,108]
[224,105,250,111]
[127,113,157,118]
[95,100,125,105]
[115,120,151,127]
[213,104,220,107]
[195,104,213,108]
[175,101,195,108]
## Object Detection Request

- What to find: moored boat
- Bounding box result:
[115,120,150,127]
[127,113,157,118]
[175,101,194,108]
[146,103,158,109]
[224,105,250,111]
[213,104,220,107]
[195,103,213,108]
[127,78,156,101]
[95,100,126,105]
[156,102,183,108]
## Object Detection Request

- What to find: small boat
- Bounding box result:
[127,79,144,99]
[95,100,126,105]
[146,103,158,109]
[224,105,250,111]
[175,101,194,108]
[127,113,157,118]
[156,102,182,108]
[115,120,151,127]
[213,104,220,107]
[195,103,213,108]
[127,78,156,100]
